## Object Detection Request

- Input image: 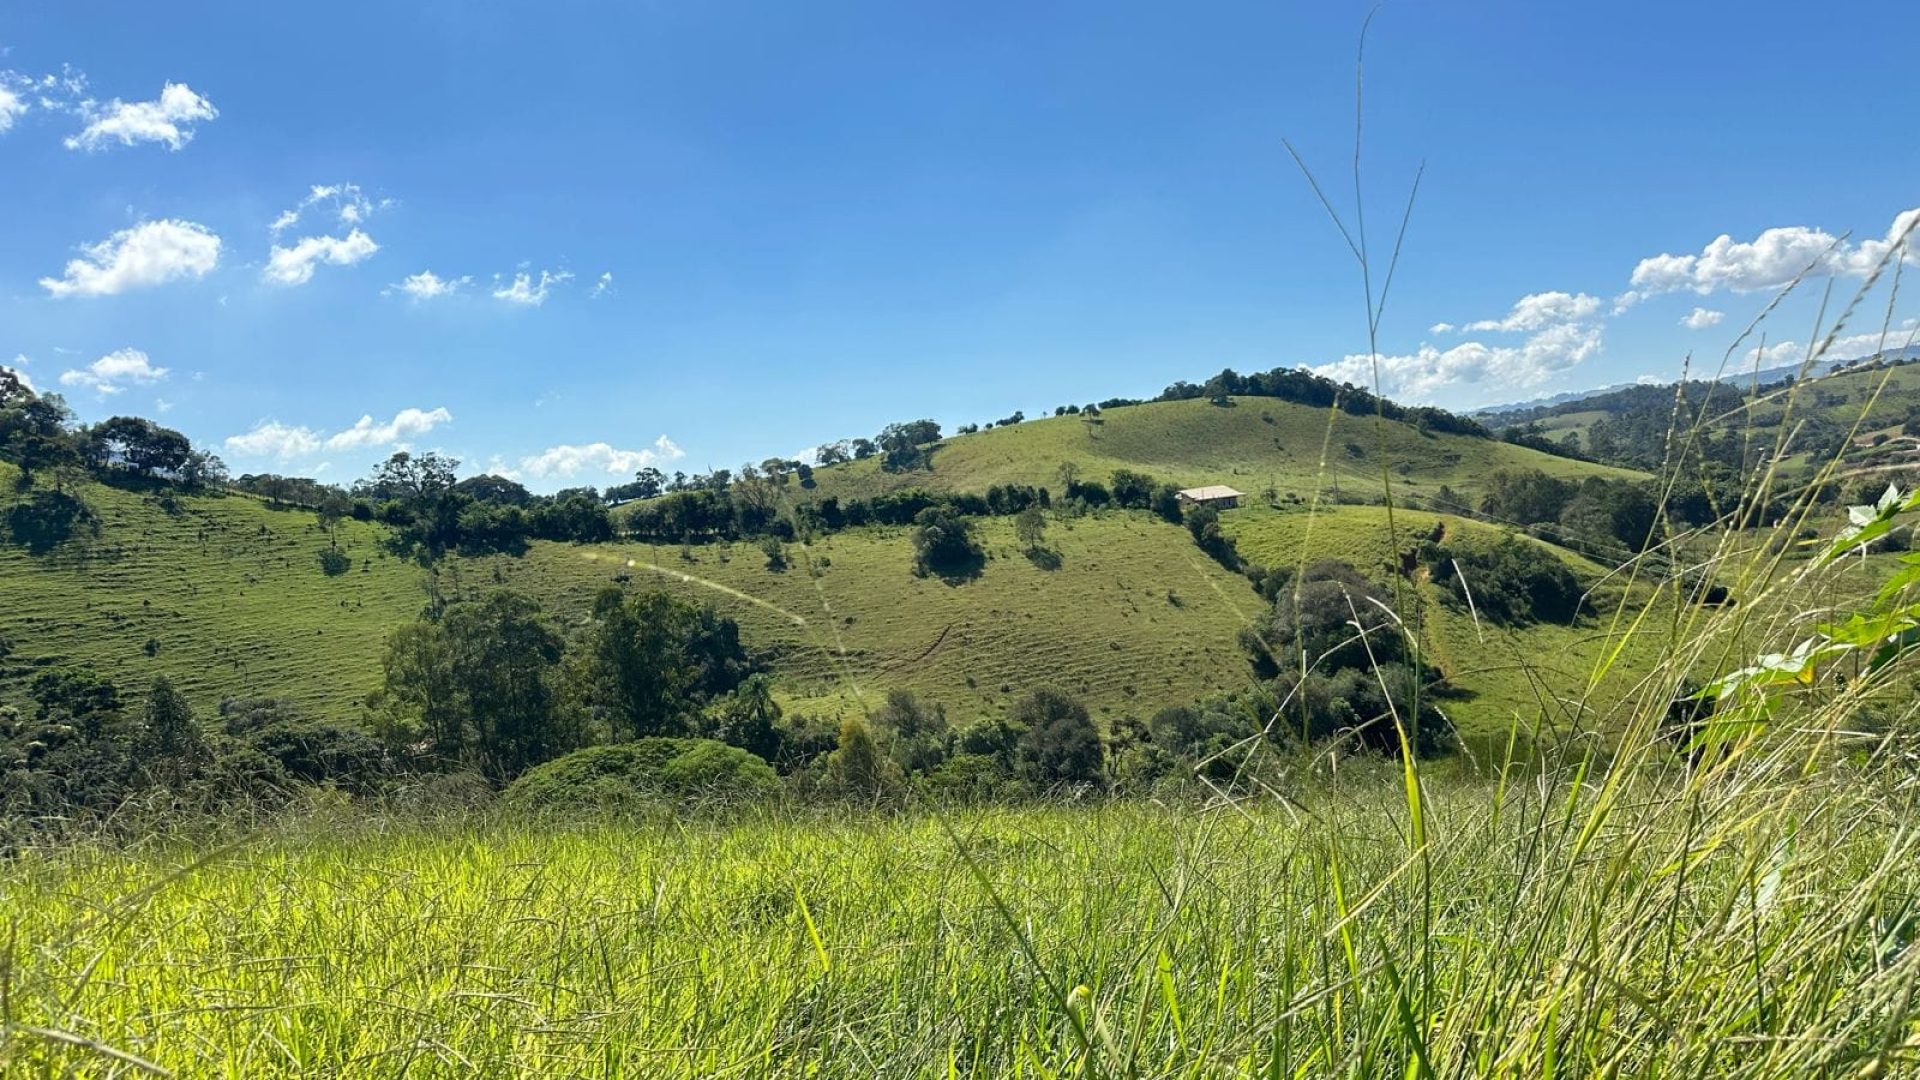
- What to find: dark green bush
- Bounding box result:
[503,738,779,813]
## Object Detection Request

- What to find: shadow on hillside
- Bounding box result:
[917,548,985,585]
[5,490,100,555]
[1023,545,1062,571]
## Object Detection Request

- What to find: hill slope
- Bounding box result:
[804,396,1641,504]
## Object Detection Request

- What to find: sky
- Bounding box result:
[2,1,1916,492]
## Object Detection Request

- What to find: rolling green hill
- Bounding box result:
[0,395,1667,748]
[0,463,427,720]
[803,395,1642,504]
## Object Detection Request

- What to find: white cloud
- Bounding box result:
[590,271,614,299]
[1680,307,1725,330]
[40,219,222,297]
[264,229,379,286]
[389,270,469,300]
[324,406,453,451]
[1463,291,1602,333]
[224,421,322,460]
[1314,322,1604,402]
[493,269,573,306]
[65,82,217,151]
[58,348,170,395]
[1625,207,1919,301]
[1428,322,1454,335]
[271,183,380,235]
[518,435,683,479]
[0,84,24,133]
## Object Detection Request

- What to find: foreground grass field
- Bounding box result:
[6,751,1918,1077]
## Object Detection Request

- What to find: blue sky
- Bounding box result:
[3,2,1916,491]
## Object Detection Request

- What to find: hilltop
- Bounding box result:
[798,395,1639,507]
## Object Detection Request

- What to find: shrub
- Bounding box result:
[317,547,353,576]
[910,506,984,579]
[503,738,780,813]
[1013,688,1104,786]
[1425,533,1582,625]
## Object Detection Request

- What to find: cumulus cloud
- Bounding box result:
[1314,323,1605,401]
[324,407,453,451]
[517,436,684,479]
[1680,307,1725,330]
[40,219,222,297]
[389,270,470,300]
[1462,291,1602,332]
[1428,322,1454,335]
[1623,207,1919,302]
[65,82,217,151]
[493,269,573,306]
[58,348,170,395]
[264,229,379,286]
[225,421,322,460]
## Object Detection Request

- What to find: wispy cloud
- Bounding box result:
[388,270,470,300]
[65,81,217,151]
[493,269,572,306]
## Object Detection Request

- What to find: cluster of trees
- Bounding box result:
[1421,532,1584,625]
[374,586,768,780]
[1437,469,1677,562]
[0,668,388,831]
[1243,560,1453,757]
[2,372,229,497]
[813,419,943,473]
[1156,367,1492,437]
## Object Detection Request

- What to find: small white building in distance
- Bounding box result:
[1175,485,1244,510]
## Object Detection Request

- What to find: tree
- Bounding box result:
[705,673,783,762]
[878,420,941,473]
[633,467,666,499]
[88,416,192,479]
[1014,506,1047,552]
[454,474,533,506]
[824,715,902,801]
[910,506,984,578]
[317,492,351,548]
[1014,688,1103,785]
[816,441,852,467]
[378,592,574,779]
[1259,561,1405,674]
[140,676,209,785]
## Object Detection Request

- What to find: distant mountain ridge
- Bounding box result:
[1473,345,1920,422]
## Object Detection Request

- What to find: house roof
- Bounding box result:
[1176,485,1245,501]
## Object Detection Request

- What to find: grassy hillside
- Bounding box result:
[805,396,1641,503]
[0,463,427,719]
[459,512,1267,723]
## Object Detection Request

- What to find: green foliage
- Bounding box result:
[316,547,353,576]
[376,590,574,780]
[502,738,779,813]
[1012,687,1104,786]
[1425,533,1583,625]
[822,715,903,801]
[910,505,984,579]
